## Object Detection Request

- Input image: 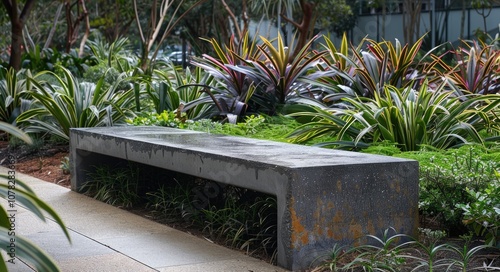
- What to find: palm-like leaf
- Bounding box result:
[289,81,499,151]
[0,125,68,271]
[227,34,329,114]
[433,41,500,95]
[0,68,32,124]
[320,35,430,103]
[17,66,135,141]
[188,33,260,119]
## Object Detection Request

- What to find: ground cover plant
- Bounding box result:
[80,163,279,263]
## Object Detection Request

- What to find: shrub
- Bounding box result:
[288,81,500,151]
[397,145,500,235]
[17,66,136,141]
[458,179,500,248]
[0,68,32,124]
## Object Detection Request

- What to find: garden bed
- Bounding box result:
[1,138,499,271]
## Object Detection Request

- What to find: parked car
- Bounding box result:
[166,51,193,66]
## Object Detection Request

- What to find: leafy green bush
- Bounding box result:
[21,46,97,77]
[315,227,499,272]
[318,34,428,102]
[397,145,500,235]
[144,67,211,119]
[458,179,500,248]
[146,181,199,224]
[188,33,258,119]
[187,115,266,136]
[126,110,188,128]
[146,180,277,262]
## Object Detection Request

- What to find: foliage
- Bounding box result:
[318,34,429,102]
[458,179,500,248]
[316,0,358,37]
[314,227,499,271]
[0,177,71,272]
[288,81,500,151]
[187,115,266,136]
[397,145,500,235]
[146,181,199,224]
[189,33,259,120]
[82,164,140,208]
[144,66,211,119]
[431,41,500,95]
[230,34,329,115]
[0,67,32,124]
[85,36,137,73]
[146,180,277,262]
[17,66,136,141]
[22,46,97,77]
[60,156,70,175]
[126,110,188,128]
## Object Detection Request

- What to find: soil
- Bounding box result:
[0,137,71,188]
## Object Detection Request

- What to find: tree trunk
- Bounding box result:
[402,0,423,45]
[280,0,315,59]
[10,20,23,71]
[1,0,37,71]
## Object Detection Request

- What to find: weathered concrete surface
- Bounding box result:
[70,126,419,271]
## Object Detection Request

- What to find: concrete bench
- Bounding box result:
[70,126,419,271]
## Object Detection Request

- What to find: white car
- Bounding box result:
[166,51,193,65]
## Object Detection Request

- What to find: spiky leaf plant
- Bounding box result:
[17,66,135,141]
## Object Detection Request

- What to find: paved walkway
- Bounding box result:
[1,167,288,272]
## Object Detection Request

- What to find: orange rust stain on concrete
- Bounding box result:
[290,202,309,247]
[313,197,325,236]
[336,180,342,192]
[332,211,343,224]
[349,224,364,241]
[330,211,344,240]
[327,228,334,238]
[390,180,401,193]
[367,220,375,236]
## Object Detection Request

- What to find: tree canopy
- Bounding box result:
[7,0,474,70]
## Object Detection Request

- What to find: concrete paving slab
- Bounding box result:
[100,231,250,267]
[158,259,285,272]
[56,254,157,272]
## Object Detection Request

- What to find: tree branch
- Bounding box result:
[221,0,241,39]
[133,0,145,43]
[78,0,90,57]
[44,2,64,49]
